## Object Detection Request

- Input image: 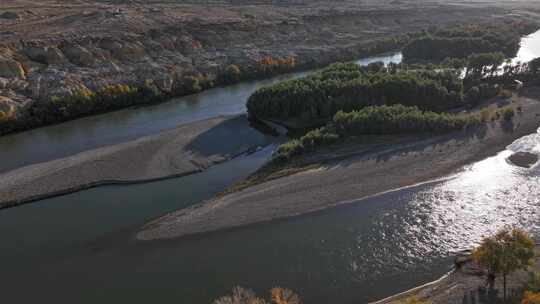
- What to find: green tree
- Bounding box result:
[466,52,505,78]
[398,296,431,304]
[473,228,536,300]
[222,64,242,84]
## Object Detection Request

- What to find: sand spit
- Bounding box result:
[138,95,540,241]
[0,115,272,209]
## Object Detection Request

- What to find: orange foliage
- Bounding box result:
[270,288,301,304]
[523,291,540,304]
[258,56,296,72]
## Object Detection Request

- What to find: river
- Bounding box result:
[0,53,401,173]
[1,32,540,304]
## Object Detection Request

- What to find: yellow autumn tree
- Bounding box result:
[214,286,301,304]
[523,291,540,304]
[398,296,431,304]
[473,228,536,300]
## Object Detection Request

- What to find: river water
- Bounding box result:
[1,32,540,303]
[0,53,401,173]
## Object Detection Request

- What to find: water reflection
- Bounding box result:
[1,31,540,304]
[514,30,540,64]
[1,125,539,304]
[0,52,400,173]
[396,129,540,258]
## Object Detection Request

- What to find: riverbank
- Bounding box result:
[0,114,274,209]
[371,245,540,304]
[2,0,539,135]
[137,90,540,241]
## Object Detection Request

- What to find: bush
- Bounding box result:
[498,89,513,99]
[465,83,500,105]
[398,296,431,304]
[523,292,540,304]
[479,108,491,122]
[465,52,505,79]
[180,76,202,94]
[333,105,480,135]
[503,107,515,121]
[254,56,297,76]
[274,105,481,161]
[527,272,540,293]
[221,64,242,84]
[214,286,300,304]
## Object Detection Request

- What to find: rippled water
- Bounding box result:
[514,30,540,64]
[1,127,539,304]
[411,130,540,253]
[1,33,540,303]
[4,139,539,304]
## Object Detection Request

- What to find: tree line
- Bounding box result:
[0,83,164,136]
[247,62,467,128]
[274,104,482,161]
[403,22,536,62]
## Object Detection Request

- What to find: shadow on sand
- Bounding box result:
[185,115,277,157]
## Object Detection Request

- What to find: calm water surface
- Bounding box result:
[1,32,540,303]
[0,53,401,173]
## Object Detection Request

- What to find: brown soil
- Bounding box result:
[1,0,540,121]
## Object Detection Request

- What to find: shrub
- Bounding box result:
[222,64,242,84]
[180,76,202,94]
[332,105,480,135]
[0,110,9,121]
[522,291,540,304]
[526,272,540,293]
[480,108,491,122]
[498,89,513,99]
[274,105,481,161]
[275,139,304,160]
[214,286,266,304]
[398,296,431,304]
[503,107,515,121]
[256,56,297,76]
[213,286,301,304]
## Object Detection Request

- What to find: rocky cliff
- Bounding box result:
[0,0,538,129]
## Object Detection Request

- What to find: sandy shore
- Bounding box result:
[371,245,540,304]
[137,93,540,241]
[0,115,273,209]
